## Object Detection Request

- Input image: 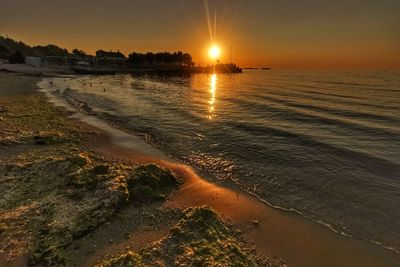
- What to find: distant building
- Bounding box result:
[77,60,90,66]
[43,56,77,66]
[25,56,43,67]
[25,56,81,68]
[0,59,9,64]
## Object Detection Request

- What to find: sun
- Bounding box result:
[208,45,221,60]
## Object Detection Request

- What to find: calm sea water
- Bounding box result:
[43,70,400,252]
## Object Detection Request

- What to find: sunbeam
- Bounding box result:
[203,0,214,42]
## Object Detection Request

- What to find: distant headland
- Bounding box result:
[0,36,242,74]
[243,67,271,70]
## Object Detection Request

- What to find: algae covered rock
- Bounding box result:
[126,164,182,202]
[26,162,183,266]
[70,152,92,167]
[98,206,284,267]
[67,163,111,189]
[98,252,143,267]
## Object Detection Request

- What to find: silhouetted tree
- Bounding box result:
[182,53,194,67]
[96,50,126,58]
[32,45,69,57]
[0,36,33,57]
[8,51,24,63]
[0,45,10,58]
[72,48,87,57]
[127,51,194,66]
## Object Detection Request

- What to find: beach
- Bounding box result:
[39,70,400,253]
[1,71,399,266]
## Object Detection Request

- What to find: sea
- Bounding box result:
[39,70,400,253]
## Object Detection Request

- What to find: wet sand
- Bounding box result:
[94,141,400,267]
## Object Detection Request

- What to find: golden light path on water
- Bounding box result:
[208,73,217,120]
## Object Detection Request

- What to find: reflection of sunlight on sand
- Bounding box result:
[94,142,400,267]
[207,74,217,120]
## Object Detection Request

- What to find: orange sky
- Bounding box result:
[1,0,399,69]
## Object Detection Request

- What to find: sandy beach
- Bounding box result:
[0,72,283,266]
[1,71,400,266]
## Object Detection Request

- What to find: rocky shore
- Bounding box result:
[0,73,283,266]
[3,71,399,267]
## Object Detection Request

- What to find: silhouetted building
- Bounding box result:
[0,59,9,64]
[95,50,126,66]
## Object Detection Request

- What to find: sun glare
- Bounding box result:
[209,45,221,60]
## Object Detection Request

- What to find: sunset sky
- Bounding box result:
[1,0,399,69]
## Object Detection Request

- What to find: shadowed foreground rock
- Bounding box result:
[127,164,182,202]
[98,206,285,267]
[0,150,182,265]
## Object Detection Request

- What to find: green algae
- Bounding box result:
[127,164,182,202]
[98,206,284,267]
[0,88,184,265]
[100,252,143,267]
[26,159,180,265]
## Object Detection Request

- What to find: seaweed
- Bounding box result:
[126,164,182,202]
[98,206,284,267]
[27,161,181,265]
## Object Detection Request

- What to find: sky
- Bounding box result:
[1,0,399,69]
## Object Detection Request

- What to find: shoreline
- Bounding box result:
[1,71,400,266]
[0,72,283,266]
[89,125,400,267]
[38,72,400,266]
[39,72,400,256]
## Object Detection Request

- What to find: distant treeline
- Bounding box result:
[0,36,68,63]
[0,36,195,66]
[128,52,194,66]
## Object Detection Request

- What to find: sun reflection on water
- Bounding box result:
[207,74,217,119]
